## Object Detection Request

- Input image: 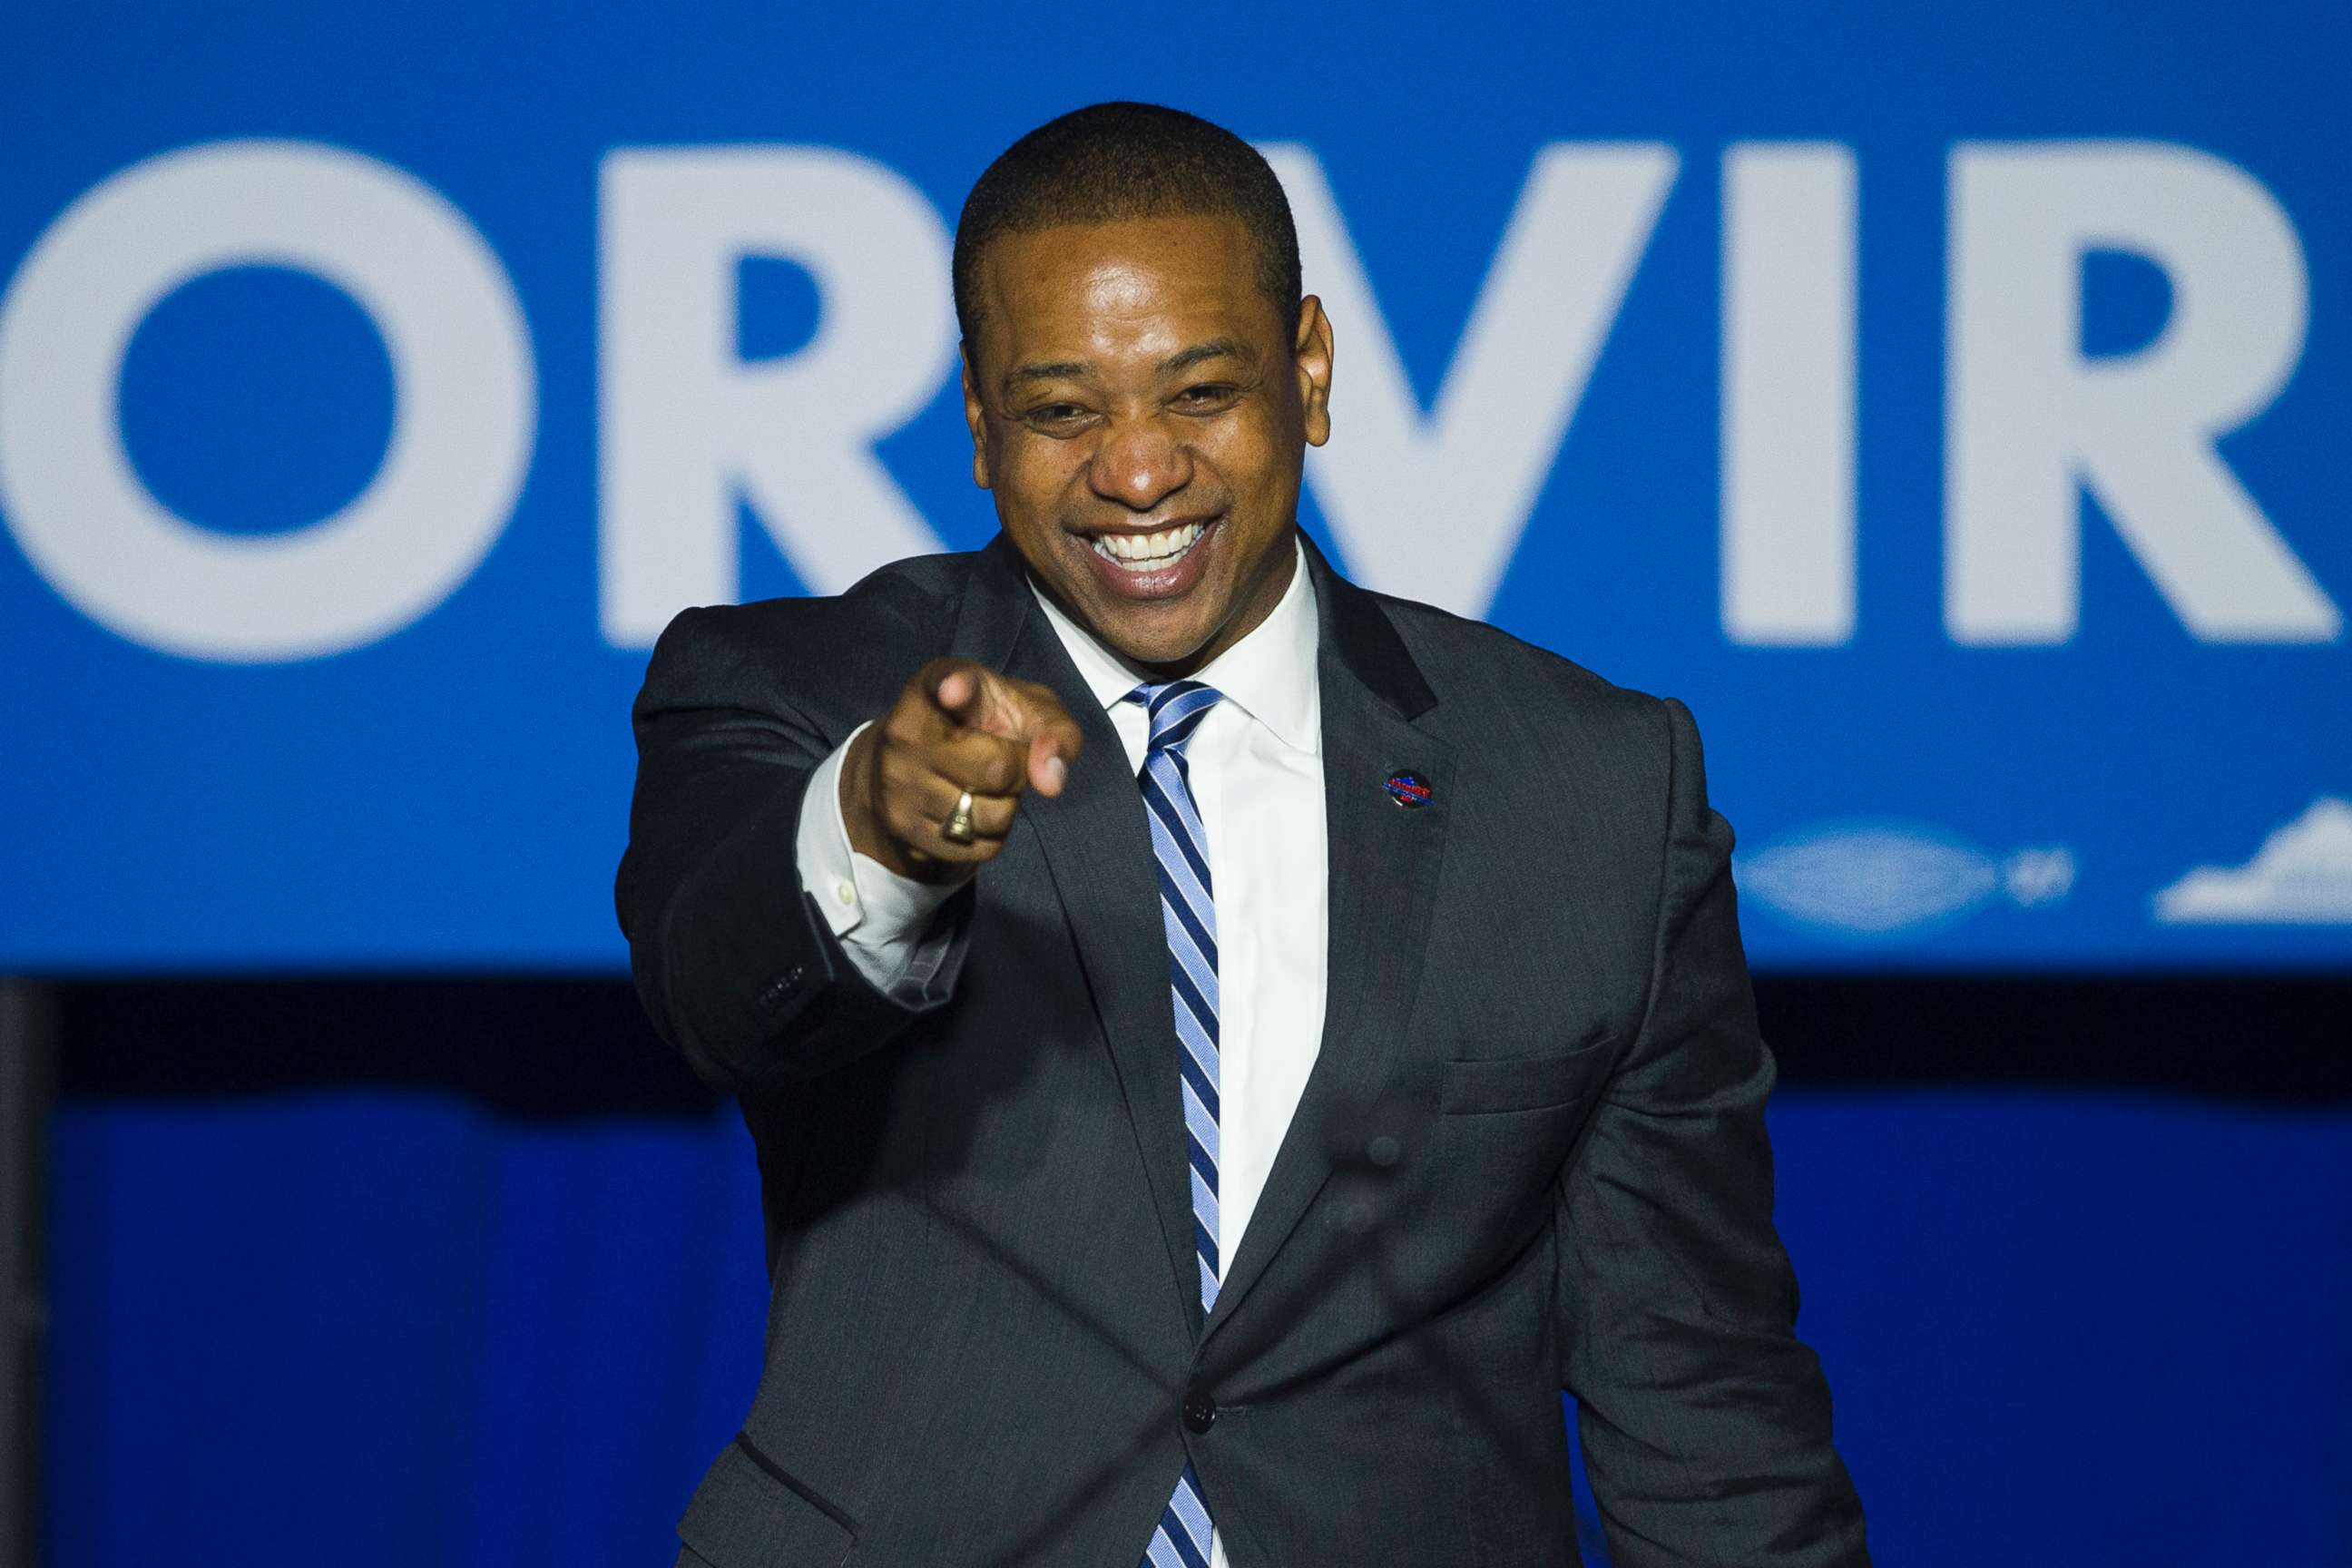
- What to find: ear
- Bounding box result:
[1294,297,1334,448]
[959,344,993,489]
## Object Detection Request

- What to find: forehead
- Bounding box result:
[974,212,1279,368]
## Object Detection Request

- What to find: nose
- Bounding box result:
[1086,414,1193,514]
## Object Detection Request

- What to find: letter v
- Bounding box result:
[1260,143,1677,617]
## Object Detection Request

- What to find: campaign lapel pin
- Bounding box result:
[1384,770,1433,808]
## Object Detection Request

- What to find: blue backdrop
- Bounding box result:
[4,0,2348,972]
[45,1082,2352,1565]
[12,5,2352,1568]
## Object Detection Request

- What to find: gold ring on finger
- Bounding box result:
[941,789,978,845]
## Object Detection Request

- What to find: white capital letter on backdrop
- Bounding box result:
[1946,142,2338,643]
[1721,142,1857,644]
[1262,142,1677,618]
[0,140,534,662]
[600,148,955,645]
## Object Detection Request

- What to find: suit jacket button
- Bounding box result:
[1182,1389,1216,1434]
[760,967,807,1010]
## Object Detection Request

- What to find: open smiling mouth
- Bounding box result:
[1087,519,1210,570]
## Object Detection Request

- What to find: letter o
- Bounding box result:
[0,140,535,662]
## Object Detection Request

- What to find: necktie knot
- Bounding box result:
[1125,680,1223,759]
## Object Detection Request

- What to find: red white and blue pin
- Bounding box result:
[1384,770,1433,808]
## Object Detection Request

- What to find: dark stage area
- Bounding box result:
[33,973,2352,1565]
[52,972,2352,1109]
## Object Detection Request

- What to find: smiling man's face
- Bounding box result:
[960,211,1333,677]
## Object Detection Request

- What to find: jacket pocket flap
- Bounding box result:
[677,1436,857,1568]
[1440,1039,1610,1115]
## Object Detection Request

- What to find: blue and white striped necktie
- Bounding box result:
[1127,678,1222,1568]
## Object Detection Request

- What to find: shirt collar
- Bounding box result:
[1025,533,1322,758]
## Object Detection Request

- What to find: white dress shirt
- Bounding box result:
[795,540,1329,1568]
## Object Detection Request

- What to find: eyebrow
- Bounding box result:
[999,337,1259,396]
[1161,337,1256,375]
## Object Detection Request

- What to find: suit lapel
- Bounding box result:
[1206,540,1452,1339]
[950,536,1206,1337]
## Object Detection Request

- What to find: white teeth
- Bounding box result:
[1091,521,1206,567]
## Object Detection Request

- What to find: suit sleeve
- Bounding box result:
[1555,698,1868,1566]
[614,606,971,1094]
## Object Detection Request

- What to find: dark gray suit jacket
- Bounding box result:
[617,532,1868,1567]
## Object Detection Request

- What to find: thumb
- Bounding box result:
[928,664,1082,789]
[1025,731,1072,797]
[1002,681,1084,796]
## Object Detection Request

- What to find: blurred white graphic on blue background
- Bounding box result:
[1738,824,2074,940]
[2154,798,2352,924]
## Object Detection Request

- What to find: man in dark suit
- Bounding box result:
[619,102,1867,1567]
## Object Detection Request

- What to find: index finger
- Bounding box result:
[931,662,984,722]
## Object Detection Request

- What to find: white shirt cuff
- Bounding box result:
[798,721,961,995]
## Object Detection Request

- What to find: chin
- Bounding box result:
[1092,603,1220,670]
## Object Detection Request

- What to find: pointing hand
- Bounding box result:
[838,657,1086,884]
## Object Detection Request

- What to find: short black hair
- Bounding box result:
[952,101,1302,345]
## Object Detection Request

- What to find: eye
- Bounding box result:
[1173,382,1241,413]
[1022,401,1093,433]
